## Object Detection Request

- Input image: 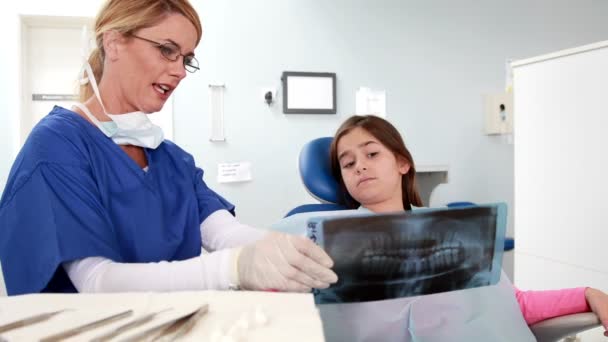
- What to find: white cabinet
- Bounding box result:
[513,41,608,290]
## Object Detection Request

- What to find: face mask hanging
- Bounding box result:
[74,26,164,149]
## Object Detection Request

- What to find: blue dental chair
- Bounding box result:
[287,137,601,342]
[284,137,347,218]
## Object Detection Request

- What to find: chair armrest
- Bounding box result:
[530,312,601,342]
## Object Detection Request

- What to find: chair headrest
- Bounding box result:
[298,137,343,204]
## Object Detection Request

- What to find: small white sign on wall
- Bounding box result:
[356,87,386,118]
[217,162,252,183]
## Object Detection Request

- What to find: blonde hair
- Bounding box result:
[79,0,202,102]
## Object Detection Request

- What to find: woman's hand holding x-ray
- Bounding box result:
[236,232,338,292]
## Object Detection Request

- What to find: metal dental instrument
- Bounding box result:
[157,304,209,341]
[117,304,208,342]
[40,309,133,342]
[0,310,68,334]
[89,308,173,342]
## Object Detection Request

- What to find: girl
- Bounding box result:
[273,114,608,341]
[330,115,608,333]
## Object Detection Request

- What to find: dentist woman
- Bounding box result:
[0,0,337,295]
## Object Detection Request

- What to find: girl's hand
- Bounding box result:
[585,287,608,337]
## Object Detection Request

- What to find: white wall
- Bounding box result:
[1,1,608,282]
[176,0,608,228]
[175,1,608,284]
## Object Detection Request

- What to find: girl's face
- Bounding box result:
[336,127,410,212]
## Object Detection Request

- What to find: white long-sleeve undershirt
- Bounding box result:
[63,210,267,292]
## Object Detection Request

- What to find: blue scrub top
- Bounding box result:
[0,106,234,295]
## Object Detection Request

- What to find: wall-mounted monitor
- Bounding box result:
[281,71,336,114]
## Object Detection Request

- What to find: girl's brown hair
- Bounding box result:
[329,115,423,210]
[79,0,202,102]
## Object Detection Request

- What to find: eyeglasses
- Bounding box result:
[130,34,199,73]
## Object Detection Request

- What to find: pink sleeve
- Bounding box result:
[515,286,591,325]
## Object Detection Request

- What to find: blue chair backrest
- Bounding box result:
[285,137,348,217]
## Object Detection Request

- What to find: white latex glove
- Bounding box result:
[235,232,338,292]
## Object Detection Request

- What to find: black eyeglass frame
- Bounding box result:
[130,34,199,73]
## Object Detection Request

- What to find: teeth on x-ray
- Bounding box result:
[314,206,499,304]
[360,233,465,278]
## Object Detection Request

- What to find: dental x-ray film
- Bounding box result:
[308,204,507,304]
